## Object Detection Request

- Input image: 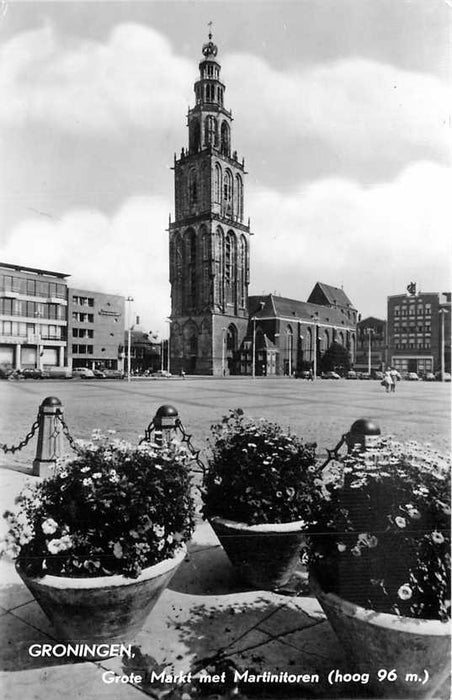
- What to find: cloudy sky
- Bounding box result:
[0,0,450,336]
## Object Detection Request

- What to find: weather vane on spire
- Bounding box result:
[208,20,213,40]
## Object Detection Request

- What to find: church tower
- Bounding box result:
[169,31,251,375]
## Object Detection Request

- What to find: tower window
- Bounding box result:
[220,121,230,156]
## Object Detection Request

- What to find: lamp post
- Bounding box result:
[165,318,171,373]
[439,308,449,382]
[252,317,257,378]
[126,296,134,382]
[311,313,319,380]
[286,329,293,376]
[221,327,226,377]
[35,311,42,371]
[366,327,374,376]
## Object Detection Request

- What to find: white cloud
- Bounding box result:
[248,161,451,312]
[2,162,449,332]
[225,53,450,163]
[0,23,192,133]
[1,197,171,336]
[1,22,449,165]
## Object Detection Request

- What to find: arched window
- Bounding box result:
[224,170,232,202]
[189,169,197,205]
[185,229,197,311]
[324,329,330,348]
[306,328,313,360]
[220,121,230,156]
[189,119,201,153]
[205,116,217,147]
[214,163,222,203]
[235,174,243,221]
[240,236,247,307]
[216,227,224,308]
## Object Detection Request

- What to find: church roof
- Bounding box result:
[307,282,354,309]
[249,294,356,327]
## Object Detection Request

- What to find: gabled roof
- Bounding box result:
[248,294,356,328]
[307,282,354,309]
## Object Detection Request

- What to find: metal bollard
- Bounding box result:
[32,397,64,477]
[153,405,179,446]
[345,418,381,452]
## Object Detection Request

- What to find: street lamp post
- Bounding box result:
[126,296,134,382]
[165,318,171,373]
[252,317,256,378]
[439,308,449,382]
[366,327,374,376]
[35,312,42,371]
[221,327,226,377]
[311,314,319,380]
[286,330,293,376]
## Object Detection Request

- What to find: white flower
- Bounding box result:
[398,584,412,601]
[351,546,361,557]
[337,543,347,552]
[92,473,102,480]
[153,524,165,538]
[432,531,445,544]
[41,518,58,535]
[113,542,123,559]
[395,516,406,529]
[82,478,93,487]
[109,470,120,483]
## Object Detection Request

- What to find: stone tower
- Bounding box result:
[168,32,251,375]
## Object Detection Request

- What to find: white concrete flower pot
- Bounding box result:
[309,571,451,698]
[17,546,186,648]
[210,517,307,590]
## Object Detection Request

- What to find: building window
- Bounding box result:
[394,306,400,316]
[425,304,431,315]
[409,306,415,316]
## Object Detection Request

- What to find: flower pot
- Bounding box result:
[210,517,307,590]
[309,571,451,698]
[16,546,186,648]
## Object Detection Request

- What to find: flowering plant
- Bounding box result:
[202,409,318,525]
[309,439,451,621]
[2,436,195,579]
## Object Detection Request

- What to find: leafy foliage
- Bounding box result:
[320,341,351,374]
[202,409,319,526]
[2,438,195,579]
[309,439,451,621]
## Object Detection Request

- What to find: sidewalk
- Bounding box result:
[0,463,450,700]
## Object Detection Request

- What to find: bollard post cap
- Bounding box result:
[154,404,179,429]
[41,396,63,408]
[349,418,381,437]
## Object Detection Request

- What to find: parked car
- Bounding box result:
[422,372,436,382]
[357,372,371,380]
[322,371,341,380]
[346,370,358,379]
[21,368,50,379]
[295,370,311,379]
[405,372,420,381]
[47,367,72,379]
[151,370,172,378]
[93,369,106,378]
[372,371,384,380]
[72,367,95,379]
[0,366,13,379]
[102,369,125,379]
[435,371,451,382]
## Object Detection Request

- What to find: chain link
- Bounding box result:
[0,413,41,454]
[55,412,83,454]
[175,418,206,476]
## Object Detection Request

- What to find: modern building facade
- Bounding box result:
[68,288,125,370]
[355,316,387,373]
[168,32,251,375]
[168,35,357,376]
[387,287,451,376]
[0,262,69,370]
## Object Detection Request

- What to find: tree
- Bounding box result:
[320,342,351,375]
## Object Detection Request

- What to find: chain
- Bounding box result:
[55,412,82,454]
[139,419,155,445]
[317,433,348,472]
[0,413,41,454]
[175,419,206,476]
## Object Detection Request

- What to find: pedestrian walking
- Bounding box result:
[389,367,398,392]
[382,369,393,393]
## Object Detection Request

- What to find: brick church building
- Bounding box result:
[168,33,357,376]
